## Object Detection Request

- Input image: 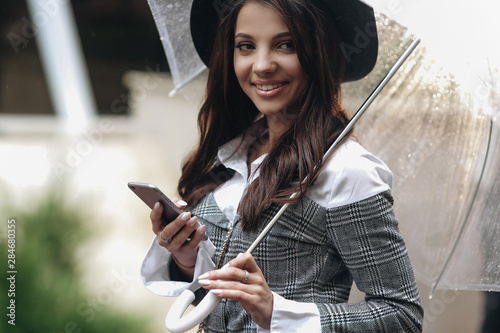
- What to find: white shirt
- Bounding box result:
[141,122,393,332]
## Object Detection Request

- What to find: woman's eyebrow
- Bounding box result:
[273,32,291,39]
[234,32,252,39]
[234,32,291,39]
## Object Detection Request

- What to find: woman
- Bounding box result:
[141,0,424,331]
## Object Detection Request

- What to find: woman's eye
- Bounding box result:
[236,43,255,51]
[279,41,295,51]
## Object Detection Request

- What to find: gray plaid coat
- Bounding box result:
[190,190,423,332]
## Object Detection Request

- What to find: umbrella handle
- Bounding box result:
[165,289,220,332]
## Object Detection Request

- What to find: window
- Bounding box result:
[0,0,168,115]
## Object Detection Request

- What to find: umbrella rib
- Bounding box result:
[430,117,494,297]
[246,37,421,255]
[168,66,207,97]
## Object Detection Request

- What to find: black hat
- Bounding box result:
[190,0,378,82]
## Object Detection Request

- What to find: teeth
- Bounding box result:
[256,83,283,91]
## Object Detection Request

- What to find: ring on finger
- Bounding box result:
[159,233,172,244]
[241,270,249,284]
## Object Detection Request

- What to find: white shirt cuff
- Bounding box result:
[257,292,321,332]
[141,236,216,296]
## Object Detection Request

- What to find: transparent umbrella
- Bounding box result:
[344,4,500,296]
[351,53,500,296]
[146,0,499,309]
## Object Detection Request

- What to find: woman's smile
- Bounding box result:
[253,80,287,97]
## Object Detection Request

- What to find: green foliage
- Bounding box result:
[1,189,151,333]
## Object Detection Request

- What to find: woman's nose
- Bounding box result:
[252,49,276,75]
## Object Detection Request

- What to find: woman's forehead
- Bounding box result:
[234,1,288,36]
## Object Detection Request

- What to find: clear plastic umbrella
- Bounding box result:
[347,44,500,296]
[343,8,500,296]
[146,0,499,307]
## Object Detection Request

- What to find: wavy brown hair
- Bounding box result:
[178,0,351,231]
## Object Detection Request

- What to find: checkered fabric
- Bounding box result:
[190,190,423,332]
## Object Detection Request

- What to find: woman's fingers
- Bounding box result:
[172,197,188,210]
[150,202,164,234]
[229,252,258,270]
[150,198,188,234]
[163,214,198,248]
[199,266,250,285]
[197,253,273,329]
[157,213,191,246]
[185,224,206,250]
[198,253,266,292]
[150,201,199,247]
[153,203,206,265]
[198,253,254,278]
[147,199,204,275]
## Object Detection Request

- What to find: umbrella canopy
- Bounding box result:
[147,0,206,96]
[346,1,500,295]
[146,0,500,296]
[349,45,499,294]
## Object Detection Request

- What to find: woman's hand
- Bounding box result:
[197,252,273,330]
[150,199,206,273]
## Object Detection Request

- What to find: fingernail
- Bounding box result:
[198,225,206,234]
[181,212,191,222]
[198,273,209,280]
[154,202,160,210]
[237,252,244,258]
[198,279,211,286]
[188,217,198,227]
[211,290,222,296]
[177,200,188,207]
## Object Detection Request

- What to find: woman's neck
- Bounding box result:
[247,132,270,166]
[247,114,292,167]
[265,113,293,145]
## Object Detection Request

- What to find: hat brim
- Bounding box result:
[190,0,378,82]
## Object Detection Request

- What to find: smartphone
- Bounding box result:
[128,182,207,240]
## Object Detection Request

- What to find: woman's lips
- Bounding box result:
[253,81,287,97]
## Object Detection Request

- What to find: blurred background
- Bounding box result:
[0,0,498,332]
[0,0,201,332]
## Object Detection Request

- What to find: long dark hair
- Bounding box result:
[178,0,350,231]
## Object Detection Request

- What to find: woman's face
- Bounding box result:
[233,1,309,119]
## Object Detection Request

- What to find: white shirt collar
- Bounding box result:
[217,117,268,180]
[214,119,393,215]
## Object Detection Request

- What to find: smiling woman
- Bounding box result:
[140,0,423,332]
